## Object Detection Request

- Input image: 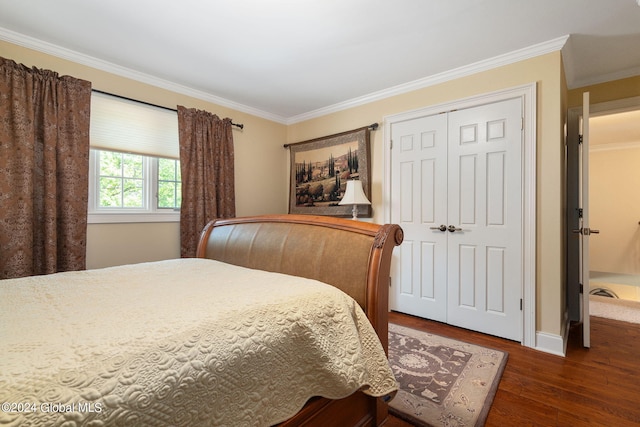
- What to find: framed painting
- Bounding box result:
[288,126,372,217]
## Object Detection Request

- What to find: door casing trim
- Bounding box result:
[382,83,537,348]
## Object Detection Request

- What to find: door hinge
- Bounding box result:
[389,276,392,287]
[579,134,583,144]
[577,208,583,218]
[390,139,393,149]
[520,299,523,310]
[579,283,584,294]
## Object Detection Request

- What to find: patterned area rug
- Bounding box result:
[388,323,508,427]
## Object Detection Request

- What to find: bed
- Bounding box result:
[0,214,403,427]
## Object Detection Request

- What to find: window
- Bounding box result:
[88,92,180,223]
[97,151,144,208]
[157,158,181,209]
[89,150,181,222]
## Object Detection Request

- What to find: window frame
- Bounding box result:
[88,149,181,224]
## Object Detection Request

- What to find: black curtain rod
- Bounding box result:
[91,89,244,129]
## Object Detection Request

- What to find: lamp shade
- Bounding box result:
[339,180,371,206]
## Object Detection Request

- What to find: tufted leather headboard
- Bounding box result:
[196,214,403,350]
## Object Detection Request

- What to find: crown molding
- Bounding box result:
[0,27,289,124]
[1,27,569,125]
[287,36,569,124]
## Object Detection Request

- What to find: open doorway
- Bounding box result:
[589,108,640,302]
[567,96,640,331]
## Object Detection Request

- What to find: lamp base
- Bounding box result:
[351,205,358,220]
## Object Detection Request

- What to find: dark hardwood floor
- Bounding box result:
[385,311,640,427]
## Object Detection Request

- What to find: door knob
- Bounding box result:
[430,224,447,232]
[447,225,462,232]
[572,227,600,235]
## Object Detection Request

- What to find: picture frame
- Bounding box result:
[288,126,372,217]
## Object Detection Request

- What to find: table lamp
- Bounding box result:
[339,179,370,220]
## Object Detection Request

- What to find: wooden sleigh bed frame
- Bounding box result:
[196,214,403,426]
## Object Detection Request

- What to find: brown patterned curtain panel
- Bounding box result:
[0,57,91,279]
[177,106,235,257]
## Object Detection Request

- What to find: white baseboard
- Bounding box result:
[534,330,567,357]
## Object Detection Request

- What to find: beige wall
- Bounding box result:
[2,39,575,337]
[568,75,640,279]
[1,40,289,269]
[567,75,640,107]
[588,76,640,278]
[559,56,569,328]
[590,146,640,275]
[288,52,566,336]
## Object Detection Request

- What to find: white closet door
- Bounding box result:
[390,114,448,322]
[390,97,524,342]
[446,97,523,341]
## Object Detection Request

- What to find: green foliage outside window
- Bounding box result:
[157,158,181,209]
[95,150,180,211]
[98,151,144,208]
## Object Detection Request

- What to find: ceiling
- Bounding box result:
[1,0,640,123]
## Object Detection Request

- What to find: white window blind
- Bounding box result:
[90,91,180,159]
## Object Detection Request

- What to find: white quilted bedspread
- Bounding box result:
[0,259,397,427]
